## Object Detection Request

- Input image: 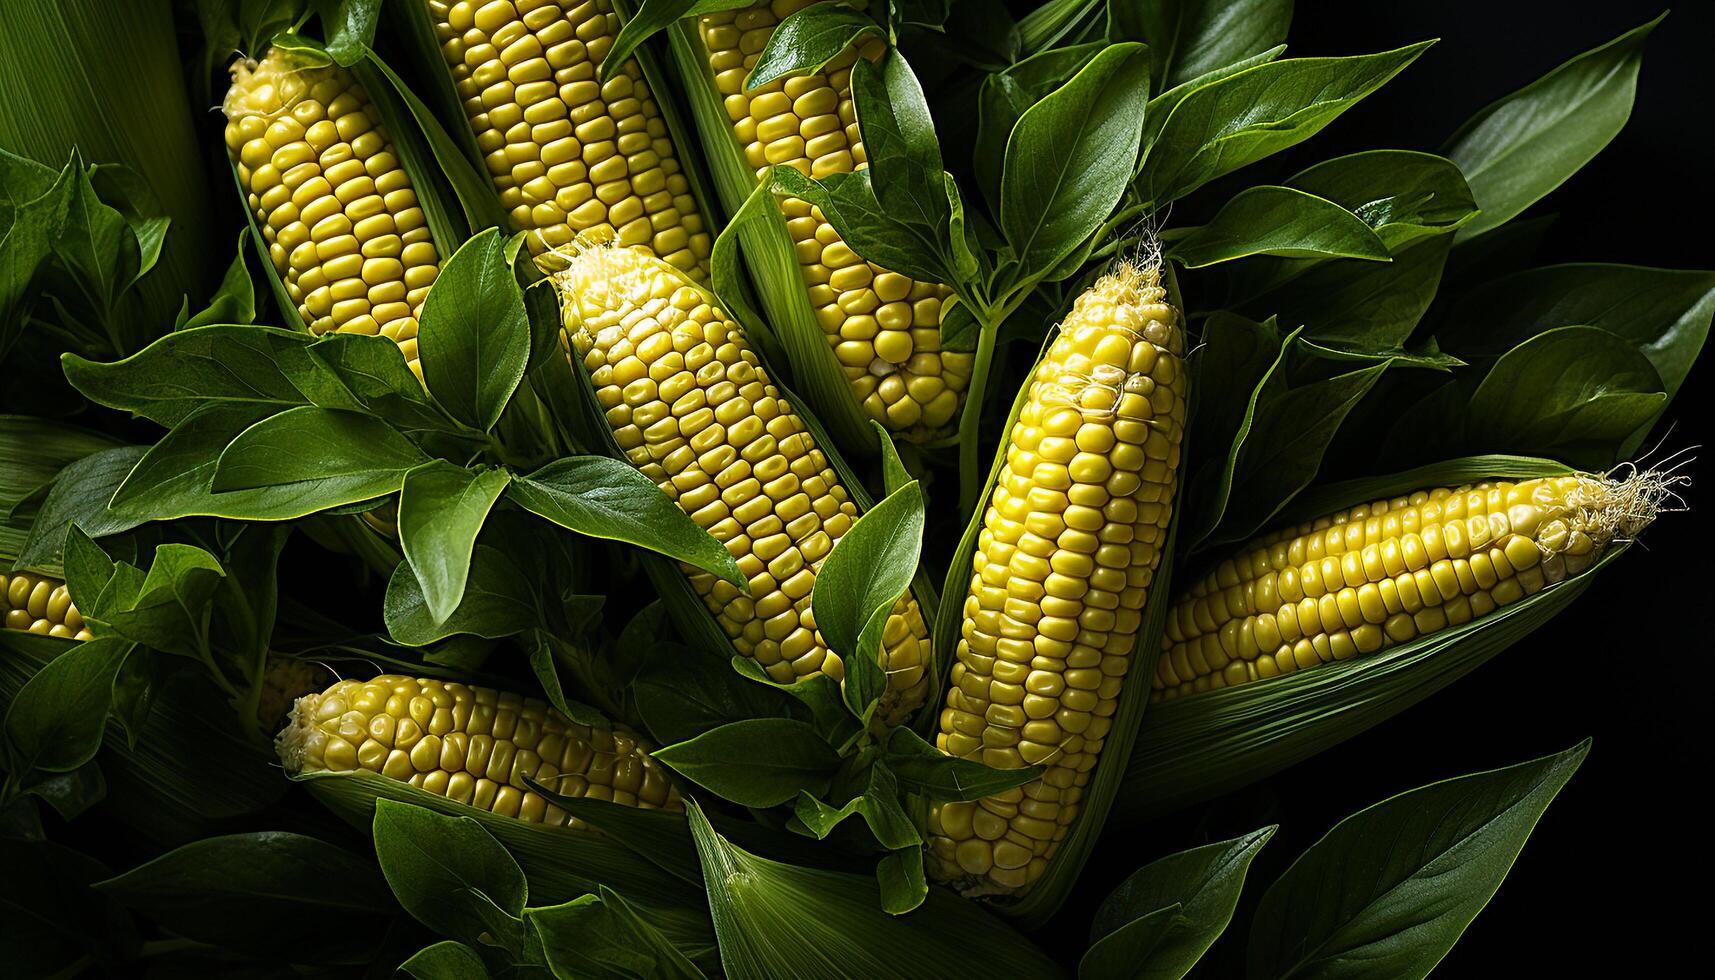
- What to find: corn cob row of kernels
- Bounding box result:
[1,571,92,640]
[223,48,441,380]
[927,261,1187,894]
[1154,472,1667,700]
[698,0,972,439]
[557,245,932,722]
[427,0,713,276]
[279,674,680,826]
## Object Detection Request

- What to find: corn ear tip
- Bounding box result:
[274,689,320,774]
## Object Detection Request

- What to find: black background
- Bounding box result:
[1026,1,1714,975]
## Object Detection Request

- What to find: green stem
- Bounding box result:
[957,322,1000,514]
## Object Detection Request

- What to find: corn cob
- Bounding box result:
[278,674,680,827]
[1153,472,1670,701]
[697,0,972,439]
[555,245,931,721]
[223,48,442,380]
[425,0,714,277]
[927,261,1186,894]
[1,570,93,640]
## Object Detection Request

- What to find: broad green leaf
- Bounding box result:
[1247,741,1589,980]
[1142,43,1432,206]
[52,156,135,323]
[60,524,116,622]
[974,43,1104,211]
[313,0,382,66]
[883,727,1045,802]
[4,637,131,773]
[385,544,542,645]
[603,0,757,84]
[1256,234,1452,350]
[508,456,743,588]
[745,3,883,90]
[1182,316,1287,545]
[14,445,147,572]
[211,406,426,516]
[62,324,312,427]
[1108,0,1292,88]
[399,461,511,624]
[1142,44,1287,154]
[418,228,531,432]
[792,763,919,850]
[812,477,924,719]
[96,832,395,963]
[683,801,1061,978]
[1001,42,1152,280]
[1286,150,1477,248]
[635,649,801,746]
[1,154,73,356]
[875,846,928,916]
[1081,827,1275,979]
[852,50,949,234]
[1170,186,1389,267]
[1441,264,1715,402]
[401,941,491,980]
[653,718,841,807]
[1464,325,1665,469]
[1445,15,1660,240]
[181,230,258,328]
[100,544,227,659]
[107,404,276,522]
[771,166,950,286]
[525,886,708,980]
[373,798,528,950]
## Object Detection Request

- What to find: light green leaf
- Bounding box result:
[399,462,511,625]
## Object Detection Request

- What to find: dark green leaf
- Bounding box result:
[313,0,382,66]
[1110,0,1293,89]
[401,941,492,980]
[53,157,135,323]
[812,477,923,719]
[182,230,258,328]
[636,650,800,745]
[101,544,226,659]
[1182,317,1289,545]
[385,544,541,645]
[602,0,757,84]
[883,726,1045,802]
[746,3,883,90]
[874,421,911,496]
[61,523,117,621]
[1082,827,1275,979]
[63,324,312,427]
[1001,42,1152,279]
[1445,15,1660,240]
[418,227,531,432]
[851,50,946,230]
[1170,186,1390,267]
[1257,234,1452,349]
[14,445,147,571]
[107,404,276,522]
[210,406,426,517]
[770,166,949,286]
[525,886,708,980]
[97,832,395,963]
[974,43,1103,211]
[399,461,511,624]
[654,718,841,807]
[876,846,927,915]
[373,798,528,949]
[4,637,130,773]
[1247,741,1589,980]
[1286,150,1478,249]
[508,456,743,588]
[1142,43,1432,205]
[792,763,919,849]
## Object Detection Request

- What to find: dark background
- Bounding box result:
[1028,1,1714,975]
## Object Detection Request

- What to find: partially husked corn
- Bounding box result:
[1154,472,1668,700]
[1,571,92,640]
[698,0,972,439]
[427,0,713,277]
[223,48,441,380]
[278,674,680,826]
[927,262,1187,894]
[557,246,931,721]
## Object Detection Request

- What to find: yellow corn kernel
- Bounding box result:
[277,674,680,824]
[0,571,94,640]
[698,1,970,440]
[927,261,1188,895]
[224,48,440,380]
[1153,470,1673,701]
[556,245,931,723]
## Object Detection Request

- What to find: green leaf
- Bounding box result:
[401,941,492,980]
[1001,42,1152,280]
[745,3,883,90]
[210,406,426,517]
[770,166,950,287]
[100,544,227,659]
[883,726,1045,802]
[385,544,542,645]
[60,524,116,621]
[181,230,258,328]
[1082,827,1275,980]
[812,477,924,719]
[1463,325,1665,469]
[1110,0,1293,89]
[107,404,275,522]
[1286,150,1478,249]
[635,650,801,746]
[1257,234,1453,349]
[792,763,920,850]
[851,50,948,231]
[1142,43,1432,205]
[96,832,395,963]
[602,0,757,84]
[373,798,528,950]
[874,421,911,496]
[313,0,382,66]
[418,227,531,432]
[1170,186,1390,267]
[974,43,1103,211]
[399,461,511,625]
[1445,15,1660,241]
[14,445,147,572]
[1,154,74,357]
[653,718,841,807]
[525,886,708,980]
[53,155,136,323]
[875,846,928,915]
[62,324,312,427]
[1441,264,1715,402]
[1247,741,1589,980]
[683,800,1061,978]
[4,637,131,773]
[508,456,743,589]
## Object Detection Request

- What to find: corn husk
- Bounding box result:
[1116,455,1618,822]
[0,415,121,571]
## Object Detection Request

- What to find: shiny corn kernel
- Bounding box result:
[927,261,1187,895]
[279,674,679,827]
[0,572,95,641]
